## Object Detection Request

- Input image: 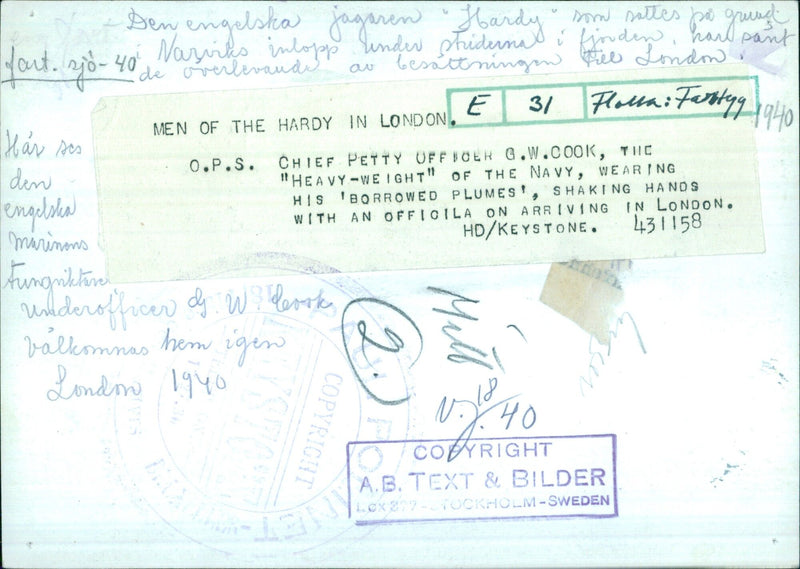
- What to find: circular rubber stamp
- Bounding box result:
[113,253,414,559]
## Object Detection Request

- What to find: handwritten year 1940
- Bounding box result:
[171,368,226,399]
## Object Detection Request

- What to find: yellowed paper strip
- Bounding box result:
[540,259,632,344]
[92,64,764,282]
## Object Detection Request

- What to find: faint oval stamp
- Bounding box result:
[113,253,415,558]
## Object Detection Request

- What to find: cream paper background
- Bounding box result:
[92,67,763,282]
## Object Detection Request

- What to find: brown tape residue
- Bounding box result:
[540,260,632,345]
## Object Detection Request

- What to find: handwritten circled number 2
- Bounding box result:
[341,298,422,406]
